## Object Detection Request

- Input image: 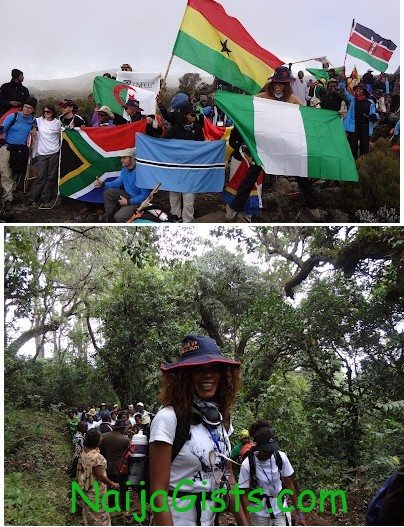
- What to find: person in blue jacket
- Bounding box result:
[94,147,151,222]
[0,97,37,204]
[339,72,378,159]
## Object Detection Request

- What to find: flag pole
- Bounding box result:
[290,57,334,66]
[343,19,355,69]
[161,0,189,89]
[162,54,174,89]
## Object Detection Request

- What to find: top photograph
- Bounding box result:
[0,0,400,224]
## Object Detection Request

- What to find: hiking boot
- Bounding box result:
[225,204,238,221]
[26,200,40,208]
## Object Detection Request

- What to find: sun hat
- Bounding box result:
[160,335,241,372]
[141,414,151,425]
[86,408,97,417]
[59,99,78,111]
[269,66,295,83]
[96,105,114,118]
[119,147,135,158]
[136,402,144,407]
[123,99,144,112]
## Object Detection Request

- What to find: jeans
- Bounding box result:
[103,188,138,222]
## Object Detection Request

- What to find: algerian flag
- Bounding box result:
[214,91,358,181]
[93,76,156,118]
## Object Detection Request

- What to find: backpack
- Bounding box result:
[365,473,398,525]
[118,415,191,490]
[240,441,256,462]
[247,449,283,490]
[66,454,79,479]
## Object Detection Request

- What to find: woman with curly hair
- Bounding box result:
[149,334,247,526]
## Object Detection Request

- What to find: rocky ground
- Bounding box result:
[2,177,350,224]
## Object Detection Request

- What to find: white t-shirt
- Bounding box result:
[292,79,309,103]
[86,420,101,430]
[36,117,61,156]
[238,451,294,517]
[150,406,231,526]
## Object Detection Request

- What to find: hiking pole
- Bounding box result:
[126,182,161,223]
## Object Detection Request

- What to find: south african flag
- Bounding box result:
[59,121,146,202]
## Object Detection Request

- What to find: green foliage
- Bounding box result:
[5,357,117,409]
[178,73,204,97]
[97,263,198,406]
[5,409,73,525]
[340,139,400,216]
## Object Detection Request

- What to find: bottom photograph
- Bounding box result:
[4,225,403,527]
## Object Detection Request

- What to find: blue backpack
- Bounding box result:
[365,473,397,525]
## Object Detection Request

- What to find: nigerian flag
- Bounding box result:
[214,91,358,181]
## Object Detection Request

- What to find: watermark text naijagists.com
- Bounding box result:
[71,479,348,522]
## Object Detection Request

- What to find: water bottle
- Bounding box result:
[128,431,148,485]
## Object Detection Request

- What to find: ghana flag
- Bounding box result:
[59,121,146,203]
[347,22,397,73]
[173,0,284,95]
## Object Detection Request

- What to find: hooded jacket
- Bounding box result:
[339,82,378,135]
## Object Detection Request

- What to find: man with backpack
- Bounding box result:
[0,97,37,205]
[238,426,305,526]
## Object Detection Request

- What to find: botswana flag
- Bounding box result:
[135,133,226,193]
[347,22,397,73]
[59,121,146,202]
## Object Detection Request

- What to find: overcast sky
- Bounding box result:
[0,0,400,83]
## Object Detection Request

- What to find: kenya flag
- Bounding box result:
[347,22,397,73]
[93,76,157,117]
[59,121,146,202]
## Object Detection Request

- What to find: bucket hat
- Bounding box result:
[160,335,240,372]
[269,66,295,83]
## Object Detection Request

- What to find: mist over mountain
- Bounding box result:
[4,70,214,98]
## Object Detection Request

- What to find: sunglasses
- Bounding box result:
[43,110,52,113]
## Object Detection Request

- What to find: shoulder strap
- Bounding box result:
[172,415,191,461]
[248,450,258,489]
[4,111,19,133]
[274,450,283,473]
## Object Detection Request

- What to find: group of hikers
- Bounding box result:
[67,335,306,526]
[0,62,400,222]
[67,334,404,526]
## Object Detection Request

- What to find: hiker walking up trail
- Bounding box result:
[239,424,305,526]
[149,334,247,526]
[76,428,119,526]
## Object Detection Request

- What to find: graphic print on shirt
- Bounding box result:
[188,429,228,483]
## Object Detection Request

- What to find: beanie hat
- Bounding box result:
[171,92,190,110]
[11,69,23,79]
[25,97,37,109]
